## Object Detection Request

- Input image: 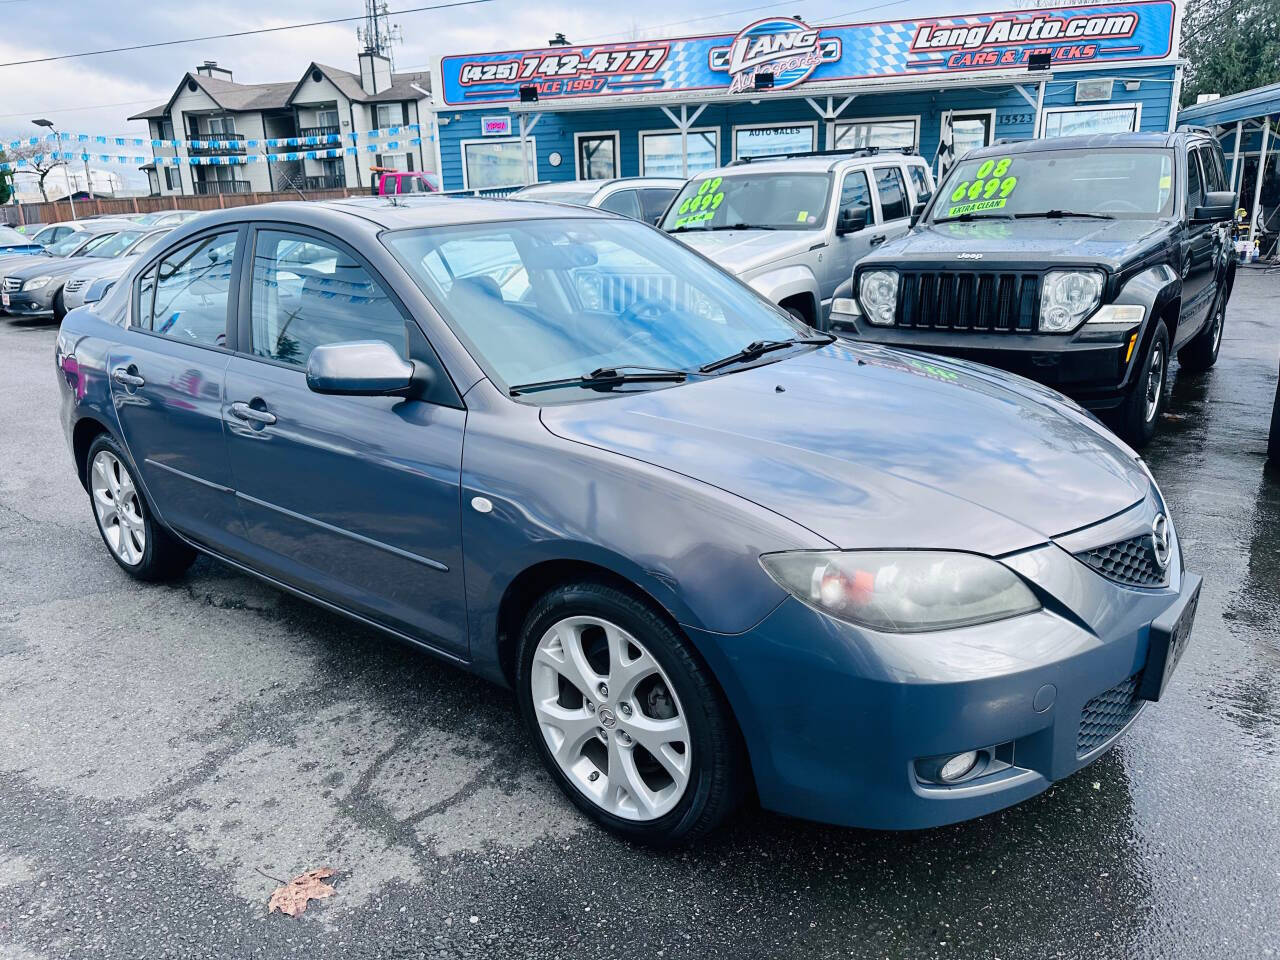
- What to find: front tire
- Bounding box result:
[1115,320,1170,448]
[1177,292,1225,373]
[1268,373,1280,464]
[85,434,195,581]
[516,581,746,845]
[53,287,67,323]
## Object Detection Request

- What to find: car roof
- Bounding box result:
[964,132,1184,158]
[707,152,924,176]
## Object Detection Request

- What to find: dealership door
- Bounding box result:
[577,133,619,180]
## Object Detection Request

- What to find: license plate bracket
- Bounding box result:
[1138,573,1202,702]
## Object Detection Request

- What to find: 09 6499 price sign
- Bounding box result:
[459,47,669,86]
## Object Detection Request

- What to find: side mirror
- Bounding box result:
[909,201,927,228]
[305,340,428,397]
[836,204,869,236]
[1193,190,1237,223]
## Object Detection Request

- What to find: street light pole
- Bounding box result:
[32,118,77,219]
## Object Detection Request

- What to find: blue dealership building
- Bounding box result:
[431,0,1186,192]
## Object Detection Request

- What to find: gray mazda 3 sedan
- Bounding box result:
[54,197,1201,844]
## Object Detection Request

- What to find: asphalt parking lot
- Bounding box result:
[1,269,1278,960]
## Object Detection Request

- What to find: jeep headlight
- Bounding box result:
[858,270,899,326]
[1039,270,1104,333]
[23,275,53,290]
[760,550,1040,633]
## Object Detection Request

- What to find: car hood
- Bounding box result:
[539,340,1149,555]
[6,256,90,279]
[672,229,817,276]
[872,217,1171,269]
[0,251,53,274]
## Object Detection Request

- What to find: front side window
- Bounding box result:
[249,230,404,367]
[907,165,931,200]
[145,232,236,346]
[734,124,816,160]
[129,230,171,257]
[662,172,833,232]
[640,130,718,177]
[874,166,909,221]
[596,189,641,219]
[46,234,84,256]
[76,233,118,257]
[1197,146,1225,193]
[638,188,678,224]
[1042,106,1137,138]
[931,148,1175,221]
[839,171,873,218]
[833,119,918,151]
[33,226,60,245]
[1187,151,1204,211]
[463,139,532,189]
[385,218,806,397]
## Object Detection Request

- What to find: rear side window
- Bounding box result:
[144,232,236,347]
[1186,151,1204,211]
[597,189,642,220]
[908,164,931,200]
[249,229,405,367]
[874,166,909,220]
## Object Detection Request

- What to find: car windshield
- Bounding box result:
[128,230,170,256]
[46,234,85,256]
[931,148,1176,222]
[661,172,833,232]
[385,217,807,397]
[87,230,145,258]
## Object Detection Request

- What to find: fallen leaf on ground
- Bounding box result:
[267,867,338,917]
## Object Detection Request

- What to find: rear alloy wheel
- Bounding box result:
[1177,292,1225,373]
[1115,321,1169,448]
[85,434,195,581]
[517,582,745,845]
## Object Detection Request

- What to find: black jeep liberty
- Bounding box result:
[831,130,1237,446]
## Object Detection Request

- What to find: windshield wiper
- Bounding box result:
[932,212,1014,223]
[1014,210,1115,220]
[699,335,833,374]
[508,365,688,397]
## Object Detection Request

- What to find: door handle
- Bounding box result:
[869,234,887,247]
[230,401,277,426]
[111,366,145,388]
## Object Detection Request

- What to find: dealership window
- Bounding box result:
[576,132,620,180]
[733,123,816,160]
[462,138,534,189]
[948,112,993,157]
[640,129,719,176]
[833,118,918,151]
[1042,105,1139,138]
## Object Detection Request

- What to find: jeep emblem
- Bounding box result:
[957,252,984,260]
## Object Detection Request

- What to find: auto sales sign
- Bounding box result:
[438,0,1176,107]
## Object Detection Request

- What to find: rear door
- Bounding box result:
[107,227,242,548]
[220,225,469,656]
[872,164,913,245]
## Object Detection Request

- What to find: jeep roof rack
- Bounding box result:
[727,146,916,167]
[1175,124,1216,137]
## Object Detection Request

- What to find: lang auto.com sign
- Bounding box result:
[438,0,1176,107]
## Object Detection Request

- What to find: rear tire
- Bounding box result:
[516,581,746,846]
[1268,372,1280,464]
[1114,320,1169,448]
[1177,292,1224,373]
[85,434,196,582]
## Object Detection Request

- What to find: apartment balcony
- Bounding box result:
[302,173,347,189]
[194,179,252,195]
[298,125,341,140]
[188,132,246,157]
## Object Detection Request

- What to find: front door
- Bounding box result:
[220,227,469,656]
[824,168,879,303]
[1178,148,1218,347]
[108,228,242,549]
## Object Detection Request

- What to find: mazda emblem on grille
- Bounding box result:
[1150,514,1171,572]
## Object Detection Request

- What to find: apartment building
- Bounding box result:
[130,52,433,196]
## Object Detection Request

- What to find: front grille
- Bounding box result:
[1076,534,1167,588]
[1078,672,1145,755]
[64,278,88,295]
[1,277,20,293]
[895,270,1041,332]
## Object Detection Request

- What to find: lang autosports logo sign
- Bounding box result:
[708,18,841,93]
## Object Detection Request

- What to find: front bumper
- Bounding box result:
[686,509,1196,830]
[830,312,1142,411]
[2,287,57,316]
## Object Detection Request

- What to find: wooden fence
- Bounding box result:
[2,187,358,227]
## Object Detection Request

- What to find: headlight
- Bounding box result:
[1039,270,1104,333]
[858,270,899,326]
[760,550,1040,633]
[23,275,53,290]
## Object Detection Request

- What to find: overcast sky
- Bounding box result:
[0,0,1023,186]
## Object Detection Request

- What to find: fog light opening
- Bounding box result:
[939,750,980,783]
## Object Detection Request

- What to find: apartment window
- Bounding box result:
[376,103,407,129]
[206,116,236,136]
[159,120,175,140]
[164,167,180,191]
[462,138,533,189]
[833,118,918,151]
[640,130,719,176]
[315,109,340,128]
[1042,106,1138,138]
[734,123,817,160]
[375,153,411,172]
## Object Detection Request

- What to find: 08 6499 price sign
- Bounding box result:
[458,47,669,86]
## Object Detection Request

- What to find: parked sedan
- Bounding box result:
[0,224,44,257]
[513,178,684,224]
[1,222,136,319]
[56,197,1200,844]
[61,228,174,311]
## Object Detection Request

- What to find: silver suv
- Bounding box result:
[661,149,933,324]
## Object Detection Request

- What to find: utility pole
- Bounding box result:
[32,118,76,218]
